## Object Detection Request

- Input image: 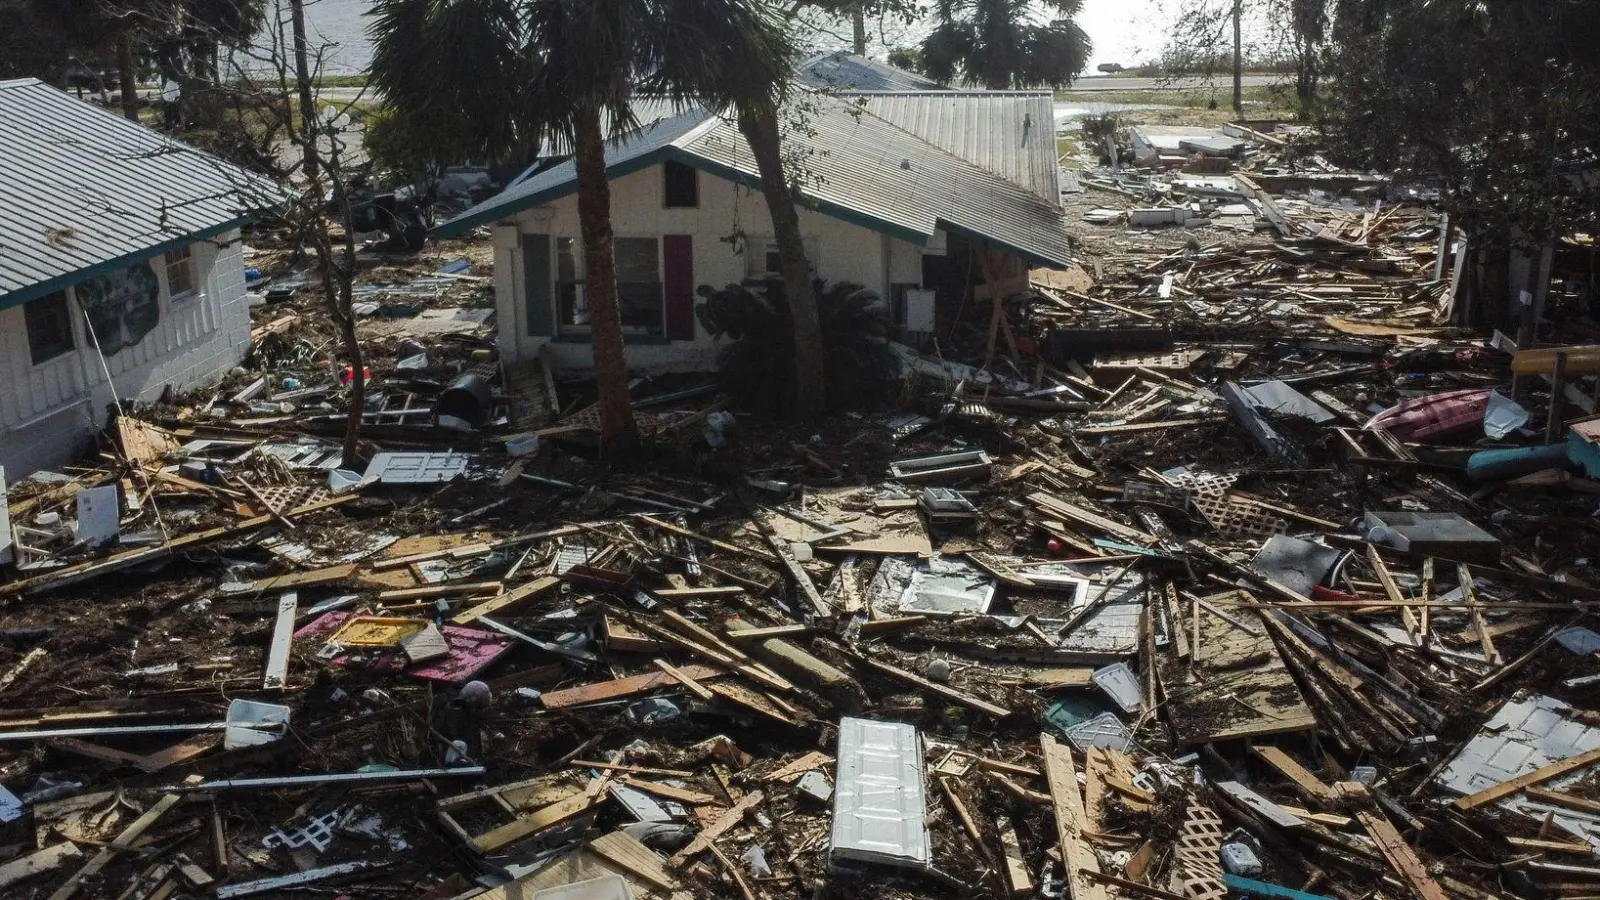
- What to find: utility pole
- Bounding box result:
[853,4,867,55]
[1232,0,1244,115]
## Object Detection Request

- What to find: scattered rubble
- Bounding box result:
[0,123,1599,900]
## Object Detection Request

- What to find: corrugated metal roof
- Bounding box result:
[0,78,286,309]
[435,93,1076,269]
[797,52,943,92]
[848,91,1061,205]
[683,94,1075,267]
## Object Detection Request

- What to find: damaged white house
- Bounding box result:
[433,87,1075,376]
[0,78,282,478]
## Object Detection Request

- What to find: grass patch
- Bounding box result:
[314,74,369,89]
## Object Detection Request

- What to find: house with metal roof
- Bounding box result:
[434,89,1071,376]
[796,51,944,92]
[0,78,284,477]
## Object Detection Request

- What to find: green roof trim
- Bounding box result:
[0,217,249,312]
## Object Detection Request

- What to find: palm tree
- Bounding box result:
[920,0,1092,89]
[370,0,827,441]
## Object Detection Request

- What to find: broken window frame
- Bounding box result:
[163,244,197,301]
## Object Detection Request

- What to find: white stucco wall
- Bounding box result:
[494,163,928,376]
[0,230,251,478]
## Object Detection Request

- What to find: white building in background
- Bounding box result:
[434,80,1075,377]
[0,78,283,478]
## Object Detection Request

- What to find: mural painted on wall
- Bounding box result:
[77,262,161,356]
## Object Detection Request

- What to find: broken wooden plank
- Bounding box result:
[244,563,357,594]
[49,789,185,900]
[1527,787,1600,817]
[653,586,745,599]
[0,843,83,891]
[619,777,718,807]
[377,581,502,603]
[997,815,1033,895]
[1454,745,1600,810]
[851,654,1012,718]
[587,830,679,893]
[539,664,723,709]
[473,778,609,853]
[637,515,778,564]
[1353,804,1449,900]
[724,624,814,641]
[0,646,47,693]
[1040,733,1109,900]
[652,659,716,702]
[451,575,561,625]
[761,532,831,617]
[1249,746,1335,801]
[764,751,832,783]
[1028,493,1156,545]
[669,790,764,867]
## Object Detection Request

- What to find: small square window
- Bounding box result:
[663,160,698,208]
[24,290,74,364]
[745,238,818,280]
[164,245,196,297]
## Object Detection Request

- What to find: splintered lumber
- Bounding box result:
[997,816,1033,895]
[1453,745,1600,810]
[0,646,46,692]
[569,761,696,779]
[764,751,832,783]
[619,777,718,806]
[243,563,358,593]
[1250,746,1335,801]
[637,619,794,693]
[1344,788,1449,900]
[1028,492,1155,545]
[761,532,831,617]
[637,514,778,563]
[1040,733,1109,900]
[937,777,986,847]
[851,653,1012,718]
[473,778,609,853]
[1154,592,1316,744]
[451,575,560,625]
[724,624,813,640]
[0,843,83,891]
[1527,787,1600,816]
[377,581,502,602]
[654,586,745,598]
[49,789,185,900]
[586,830,679,893]
[539,664,723,709]
[652,659,716,701]
[669,789,764,867]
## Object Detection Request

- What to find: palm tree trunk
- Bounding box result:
[738,102,826,420]
[290,0,318,183]
[852,6,867,55]
[116,35,139,121]
[572,104,638,448]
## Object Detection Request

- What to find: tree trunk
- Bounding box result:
[116,35,139,121]
[289,0,318,183]
[571,104,638,449]
[738,102,826,420]
[852,5,867,55]
[1232,0,1244,115]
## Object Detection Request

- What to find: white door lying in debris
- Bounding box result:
[830,717,930,869]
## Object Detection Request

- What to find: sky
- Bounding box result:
[1077,0,1169,69]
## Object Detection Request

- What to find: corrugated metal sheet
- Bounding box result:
[0,78,284,309]
[831,717,929,869]
[849,91,1061,205]
[683,93,1076,267]
[798,52,943,92]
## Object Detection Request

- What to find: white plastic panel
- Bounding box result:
[830,717,929,869]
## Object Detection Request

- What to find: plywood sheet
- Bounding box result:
[1154,592,1316,745]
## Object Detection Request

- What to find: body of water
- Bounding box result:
[271,0,375,76]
